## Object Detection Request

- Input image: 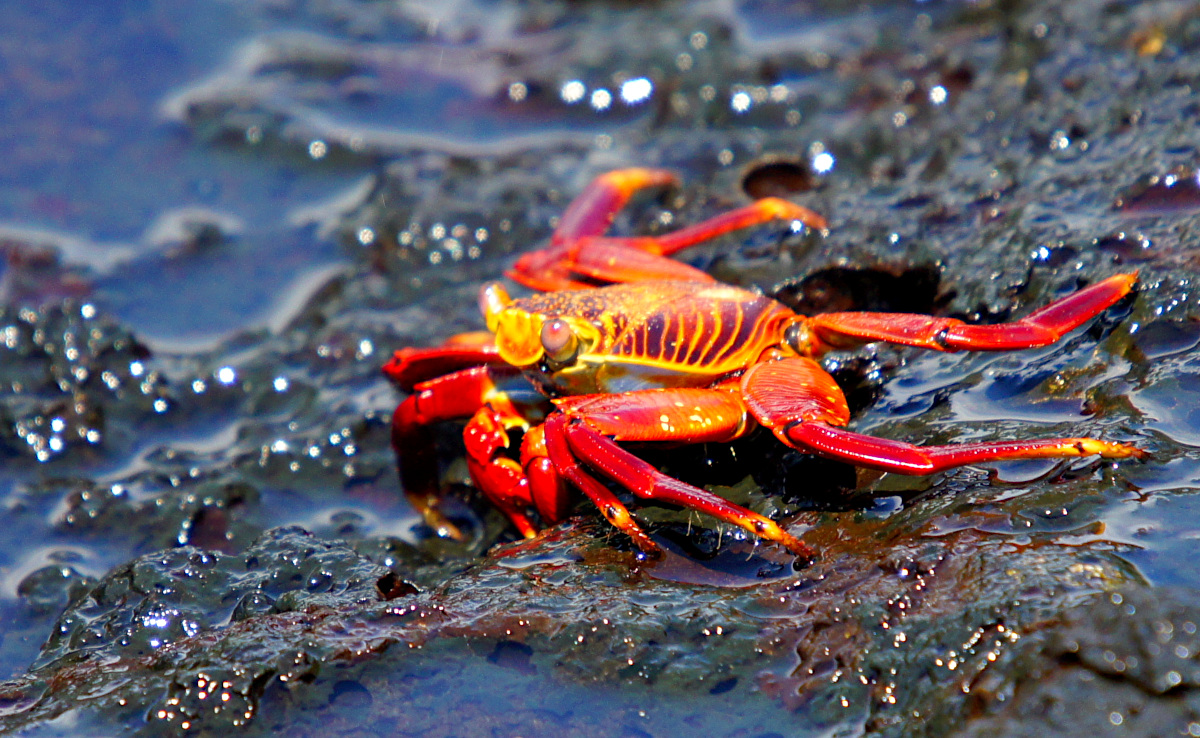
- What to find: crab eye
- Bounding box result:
[540,318,579,364]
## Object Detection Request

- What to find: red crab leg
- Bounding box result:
[741,357,1146,476]
[784,423,1147,474]
[544,390,814,557]
[542,414,659,554]
[508,168,828,290]
[650,197,827,255]
[805,273,1137,354]
[392,364,534,538]
[386,342,569,539]
[383,336,504,392]
[552,168,680,244]
[508,169,679,291]
[559,199,829,286]
[551,236,717,285]
[518,424,572,524]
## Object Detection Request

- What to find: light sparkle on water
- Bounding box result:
[619,77,653,105]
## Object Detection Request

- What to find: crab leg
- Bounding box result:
[543,389,814,556]
[517,424,572,524]
[383,335,505,391]
[508,167,828,290]
[784,423,1147,474]
[650,197,827,255]
[805,273,1136,354]
[542,414,659,553]
[741,357,1146,476]
[391,363,544,538]
[544,236,717,286]
[552,168,680,243]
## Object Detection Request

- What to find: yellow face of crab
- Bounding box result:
[480,282,602,369]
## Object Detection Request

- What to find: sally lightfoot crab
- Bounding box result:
[385,168,1145,558]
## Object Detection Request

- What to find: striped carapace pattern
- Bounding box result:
[509,281,797,375]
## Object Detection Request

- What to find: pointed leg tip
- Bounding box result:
[1106,271,1139,298]
[427,514,465,541]
[753,518,816,560]
[603,168,679,192]
[781,534,817,561]
[759,198,828,230]
[633,541,664,560]
[1085,439,1149,461]
[1128,446,1152,462]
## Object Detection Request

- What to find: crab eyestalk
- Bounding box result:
[540,318,579,365]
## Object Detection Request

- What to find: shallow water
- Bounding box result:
[3,0,1200,735]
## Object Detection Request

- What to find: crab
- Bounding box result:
[384,168,1145,558]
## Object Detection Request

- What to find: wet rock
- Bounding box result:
[16,563,96,616]
[143,206,245,259]
[1116,169,1200,215]
[958,587,1200,737]
[0,301,159,462]
[35,527,393,669]
[771,265,942,316]
[0,519,1141,736]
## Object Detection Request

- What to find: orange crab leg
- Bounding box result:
[543,389,814,557]
[508,167,828,290]
[741,357,1146,476]
[806,273,1136,354]
[508,169,679,291]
